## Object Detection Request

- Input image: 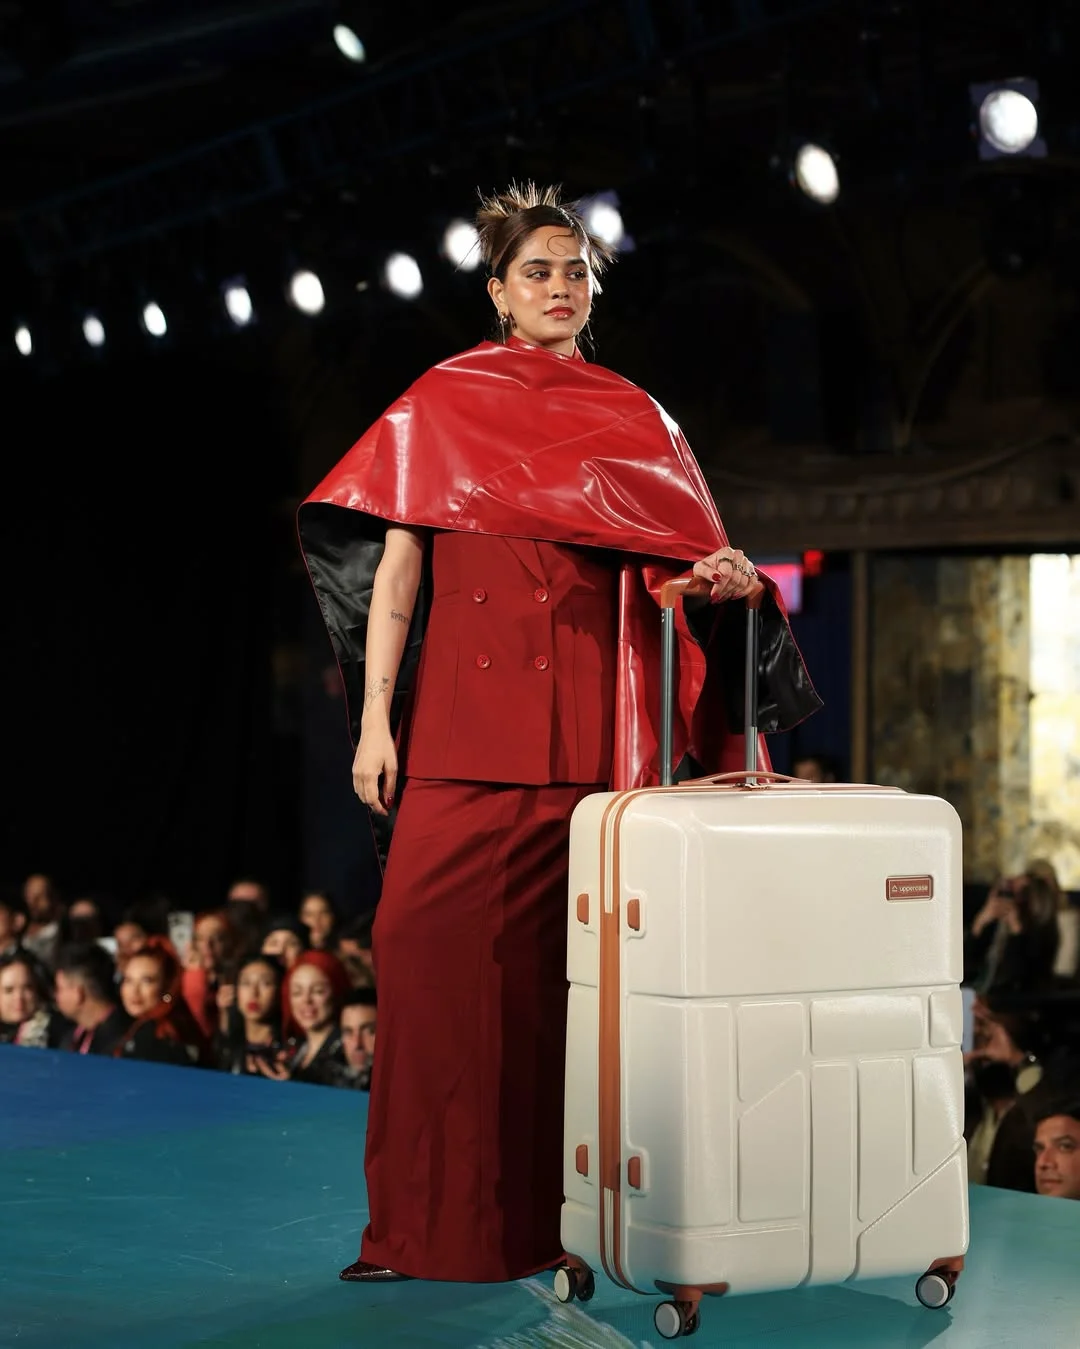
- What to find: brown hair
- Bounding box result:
[475,181,616,287]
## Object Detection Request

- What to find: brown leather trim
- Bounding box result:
[627,1155,642,1190]
[626,898,641,931]
[576,1143,589,1177]
[576,891,590,924]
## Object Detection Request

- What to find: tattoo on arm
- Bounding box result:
[390,610,411,625]
[364,676,391,708]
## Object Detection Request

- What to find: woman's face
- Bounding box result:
[487,224,594,357]
[0,962,40,1024]
[114,922,147,970]
[238,962,279,1024]
[299,896,334,947]
[194,916,230,970]
[262,929,303,968]
[289,964,335,1034]
[120,954,166,1019]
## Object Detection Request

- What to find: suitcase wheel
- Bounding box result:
[552,1264,594,1304]
[653,1301,700,1339]
[915,1271,955,1309]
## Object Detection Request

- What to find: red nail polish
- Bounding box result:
[712,572,723,581]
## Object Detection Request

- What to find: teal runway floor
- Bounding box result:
[1,1049,1078,1349]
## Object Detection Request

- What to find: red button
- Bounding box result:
[472,588,487,603]
[476,654,491,669]
[534,656,550,671]
[533,587,549,603]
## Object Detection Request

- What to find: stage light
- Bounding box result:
[793,143,840,204]
[14,324,32,356]
[141,301,167,338]
[383,252,423,299]
[223,281,254,327]
[82,313,105,348]
[580,191,626,248]
[442,219,481,271]
[971,78,1046,160]
[333,24,365,62]
[288,269,325,315]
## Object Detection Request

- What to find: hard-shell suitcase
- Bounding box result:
[554,577,969,1339]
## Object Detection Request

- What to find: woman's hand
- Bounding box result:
[692,546,759,603]
[352,723,398,817]
[215,983,236,1012]
[248,1050,292,1081]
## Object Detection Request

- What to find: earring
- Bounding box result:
[498,310,510,341]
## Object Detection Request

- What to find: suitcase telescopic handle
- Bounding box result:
[659,575,766,787]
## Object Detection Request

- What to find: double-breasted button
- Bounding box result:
[476,654,492,669]
[533,587,549,603]
[472,588,487,603]
[534,656,550,671]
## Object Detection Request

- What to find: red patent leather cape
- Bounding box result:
[298,336,819,790]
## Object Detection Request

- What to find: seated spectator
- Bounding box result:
[339,988,377,1090]
[0,887,27,958]
[117,936,211,1067]
[60,894,108,946]
[1032,1098,1080,1200]
[113,909,151,974]
[22,872,65,971]
[965,871,1060,996]
[792,751,840,783]
[335,911,376,988]
[261,915,308,970]
[964,995,1043,1190]
[1025,858,1079,981]
[0,951,68,1047]
[214,954,285,1075]
[252,950,355,1088]
[299,889,340,953]
[181,909,240,1041]
[54,942,132,1055]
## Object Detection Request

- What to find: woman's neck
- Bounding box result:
[299,1022,333,1064]
[243,1019,274,1046]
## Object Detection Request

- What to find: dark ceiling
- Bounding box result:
[4,0,1080,460]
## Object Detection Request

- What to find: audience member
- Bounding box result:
[117,936,211,1067]
[335,912,376,987]
[792,751,841,783]
[1024,858,1079,981]
[339,988,377,1090]
[1032,1098,1080,1200]
[261,915,308,970]
[0,887,27,958]
[964,995,1043,1190]
[214,954,285,1075]
[181,909,240,1041]
[965,871,1060,996]
[299,889,340,952]
[54,943,132,1055]
[22,872,65,971]
[0,951,68,1047]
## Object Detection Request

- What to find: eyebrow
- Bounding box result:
[518,257,587,269]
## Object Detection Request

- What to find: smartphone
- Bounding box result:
[168,910,195,963]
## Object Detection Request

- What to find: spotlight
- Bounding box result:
[14,324,32,356]
[442,219,481,271]
[288,269,325,315]
[971,79,1046,160]
[223,280,255,327]
[383,252,423,300]
[333,24,365,62]
[792,143,840,204]
[579,191,626,249]
[141,300,167,338]
[82,312,105,348]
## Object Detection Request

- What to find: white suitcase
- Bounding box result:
[554,578,969,1339]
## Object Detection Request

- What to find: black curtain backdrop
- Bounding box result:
[2,345,301,915]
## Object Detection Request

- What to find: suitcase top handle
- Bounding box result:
[659,574,765,610]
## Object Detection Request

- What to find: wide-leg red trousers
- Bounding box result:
[358,777,601,1282]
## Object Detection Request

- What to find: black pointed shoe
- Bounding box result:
[339,1259,413,1283]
